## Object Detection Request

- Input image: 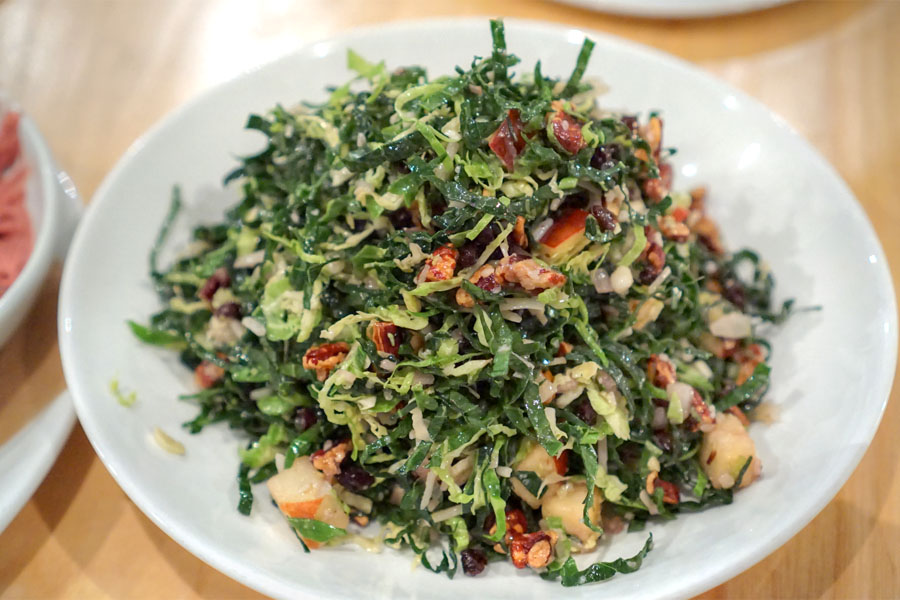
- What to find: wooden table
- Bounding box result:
[1,0,897,597]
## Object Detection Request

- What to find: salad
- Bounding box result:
[132,21,789,585]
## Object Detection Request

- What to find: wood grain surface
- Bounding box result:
[1,0,898,598]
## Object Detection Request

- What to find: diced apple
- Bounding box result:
[538,208,591,262]
[700,413,762,489]
[510,442,560,509]
[267,456,349,547]
[541,480,602,550]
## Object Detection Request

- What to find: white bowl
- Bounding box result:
[58,19,896,600]
[553,0,792,18]
[0,104,80,347]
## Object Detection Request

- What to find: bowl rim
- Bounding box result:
[59,17,898,600]
[552,0,792,19]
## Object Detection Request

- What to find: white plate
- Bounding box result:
[554,0,792,18]
[59,18,896,600]
[0,391,76,532]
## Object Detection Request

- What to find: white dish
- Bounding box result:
[554,0,792,18]
[0,102,79,531]
[59,18,896,600]
[0,391,77,532]
[0,102,80,347]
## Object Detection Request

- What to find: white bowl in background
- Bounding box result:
[58,19,896,600]
[0,103,80,532]
[0,104,80,347]
[553,0,793,18]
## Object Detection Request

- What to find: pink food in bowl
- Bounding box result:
[0,110,32,295]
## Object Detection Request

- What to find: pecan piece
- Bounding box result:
[455,287,475,308]
[512,215,528,249]
[690,186,707,212]
[302,342,350,381]
[690,389,716,426]
[735,343,765,385]
[311,440,351,481]
[510,530,557,569]
[693,215,724,255]
[637,227,666,284]
[646,354,676,388]
[658,214,690,242]
[367,321,401,355]
[646,471,680,504]
[456,264,502,308]
[422,244,458,281]
[495,257,565,292]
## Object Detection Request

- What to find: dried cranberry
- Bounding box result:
[431,199,447,216]
[335,461,375,491]
[654,429,673,453]
[474,223,499,248]
[723,282,746,310]
[199,268,231,301]
[475,273,499,292]
[214,302,242,319]
[457,243,480,269]
[637,265,658,285]
[388,208,413,229]
[559,192,589,210]
[573,399,597,424]
[292,407,317,432]
[591,144,621,171]
[590,205,617,232]
[461,548,488,576]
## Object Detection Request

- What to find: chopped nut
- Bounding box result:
[422,245,458,281]
[646,354,676,388]
[470,264,500,293]
[512,215,528,248]
[303,342,350,381]
[495,257,565,292]
[658,214,690,242]
[526,539,552,568]
[690,186,707,212]
[642,174,668,203]
[735,343,765,385]
[367,321,401,355]
[311,440,351,481]
[690,389,716,426]
[693,216,724,255]
[645,116,663,158]
[455,287,475,308]
[510,530,555,569]
[646,471,680,504]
